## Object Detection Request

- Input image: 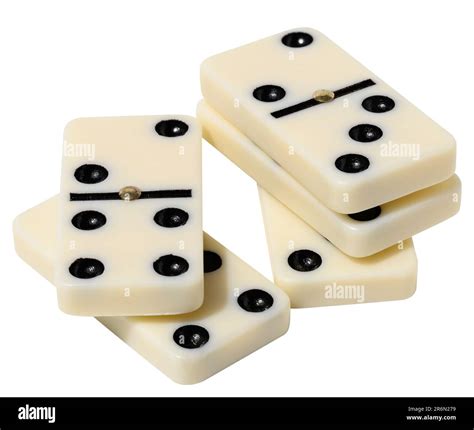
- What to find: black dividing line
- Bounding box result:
[333,79,376,98]
[141,190,192,199]
[271,99,319,119]
[270,79,376,119]
[70,189,192,201]
[71,192,119,201]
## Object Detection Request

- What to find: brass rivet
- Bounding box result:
[313,89,335,103]
[119,186,141,201]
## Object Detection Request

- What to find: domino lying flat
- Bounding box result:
[197,101,462,257]
[258,188,417,308]
[57,116,203,316]
[14,197,290,384]
[201,28,456,214]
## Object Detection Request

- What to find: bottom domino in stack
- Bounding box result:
[258,187,417,308]
[13,196,290,384]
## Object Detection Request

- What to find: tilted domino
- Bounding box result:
[197,101,462,257]
[258,187,417,307]
[200,28,456,214]
[57,116,203,316]
[13,197,290,384]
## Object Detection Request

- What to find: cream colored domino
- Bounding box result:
[14,197,290,384]
[197,101,461,258]
[201,28,456,214]
[258,188,417,308]
[57,116,203,316]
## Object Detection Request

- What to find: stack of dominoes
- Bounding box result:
[14,28,461,384]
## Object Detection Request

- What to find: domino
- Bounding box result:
[201,28,456,214]
[57,116,203,316]
[14,197,290,384]
[258,187,417,307]
[197,101,462,257]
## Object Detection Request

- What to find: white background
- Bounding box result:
[1,0,472,396]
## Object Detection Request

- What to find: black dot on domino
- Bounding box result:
[69,258,104,279]
[349,206,382,221]
[238,289,274,313]
[281,31,313,48]
[153,254,189,276]
[74,164,108,184]
[349,124,383,142]
[253,85,286,102]
[335,154,370,173]
[173,325,209,349]
[288,250,322,272]
[71,210,107,230]
[203,251,222,273]
[155,119,189,137]
[154,208,189,228]
[362,95,395,113]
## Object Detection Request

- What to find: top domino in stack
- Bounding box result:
[200,28,460,255]
[56,116,203,316]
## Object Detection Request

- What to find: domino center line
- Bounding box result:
[70,189,192,201]
[270,79,376,118]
